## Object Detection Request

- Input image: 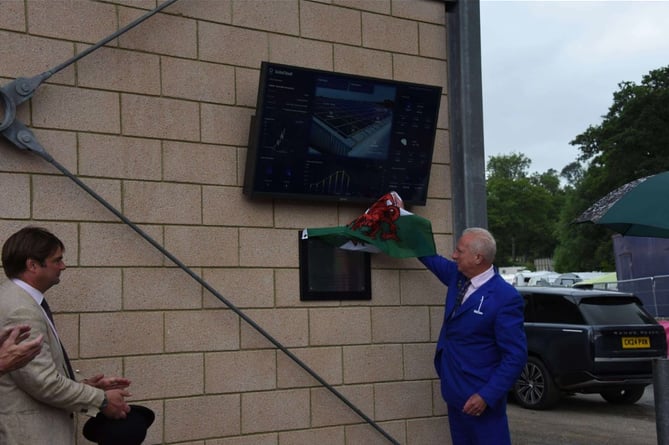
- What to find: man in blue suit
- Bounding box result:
[420,227,527,445]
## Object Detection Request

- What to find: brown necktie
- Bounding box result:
[40,299,75,380]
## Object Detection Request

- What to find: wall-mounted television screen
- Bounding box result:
[244,62,442,206]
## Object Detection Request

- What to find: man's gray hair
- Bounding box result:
[462,227,497,263]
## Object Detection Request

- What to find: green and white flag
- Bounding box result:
[303,192,436,259]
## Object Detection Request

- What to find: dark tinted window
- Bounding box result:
[578,297,655,325]
[526,294,585,324]
[522,295,532,320]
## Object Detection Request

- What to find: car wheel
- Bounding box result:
[512,356,560,410]
[600,386,646,404]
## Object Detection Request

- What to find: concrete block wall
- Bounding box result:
[0,0,453,443]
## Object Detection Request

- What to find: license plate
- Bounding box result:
[622,337,650,349]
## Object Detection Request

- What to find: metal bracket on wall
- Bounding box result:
[0,0,179,149]
[0,1,398,443]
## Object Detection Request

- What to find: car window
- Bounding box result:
[578,297,656,325]
[525,293,586,324]
[522,295,532,320]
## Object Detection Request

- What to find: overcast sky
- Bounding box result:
[479,0,669,176]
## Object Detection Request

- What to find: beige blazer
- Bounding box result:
[0,280,104,445]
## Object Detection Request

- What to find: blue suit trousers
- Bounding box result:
[447,403,511,445]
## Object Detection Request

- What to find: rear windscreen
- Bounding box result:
[579,297,656,325]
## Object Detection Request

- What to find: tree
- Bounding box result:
[486,152,531,181]
[554,65,669,271]
[559,162,584,188]
[486,153,563,266]
[572,66,669,190]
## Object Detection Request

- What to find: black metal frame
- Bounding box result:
[298,230,371,301]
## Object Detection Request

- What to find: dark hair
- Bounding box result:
[2,226,65,279]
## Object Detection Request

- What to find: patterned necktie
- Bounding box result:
[454,279,471,308]
[40,299,75,380]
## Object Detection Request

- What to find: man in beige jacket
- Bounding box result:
[0,226,131,444]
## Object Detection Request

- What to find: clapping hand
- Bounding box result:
[84,374,131,391]
[0,325,44,373]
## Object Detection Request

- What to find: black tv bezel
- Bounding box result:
[244,62,442,206]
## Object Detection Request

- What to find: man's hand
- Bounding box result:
[463,393,487,417]
[102,388,132,419]
[0,325,44,374]
[84,374,131,391]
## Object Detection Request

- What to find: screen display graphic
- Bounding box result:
[244,62,442,205]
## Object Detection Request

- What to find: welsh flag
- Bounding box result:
[303,192,436,258]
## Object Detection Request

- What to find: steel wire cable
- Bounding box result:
[0,1,401,442]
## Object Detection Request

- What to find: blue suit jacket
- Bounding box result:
[420,255,527,411]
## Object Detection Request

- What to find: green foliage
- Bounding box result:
[559,162,584,188]
[552,185,616,272]
[486,153,564,265]
[487,66,669,272]
[572,66,669,186]
[487,152,531,180]
[554,65,669,271]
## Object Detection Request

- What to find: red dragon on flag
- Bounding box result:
[303,192,436,259]
[348,191,403,242]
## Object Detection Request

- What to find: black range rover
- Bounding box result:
[512,287,667,410]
